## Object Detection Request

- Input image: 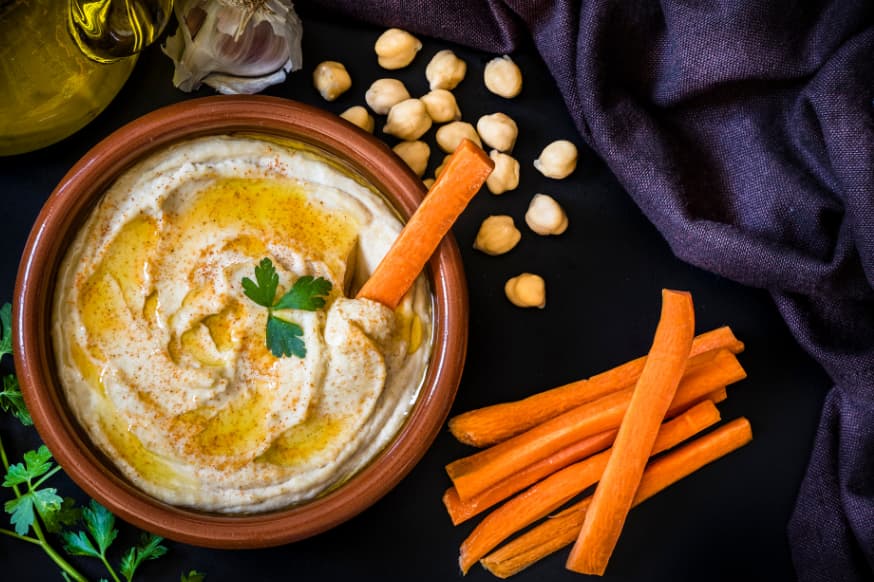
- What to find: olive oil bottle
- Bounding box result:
[0,1,173,156]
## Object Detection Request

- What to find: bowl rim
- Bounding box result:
[13,95,468,549]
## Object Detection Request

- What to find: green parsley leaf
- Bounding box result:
[0,374,32,426]
[241,258,279,308]
[5,487,62,536]
[273,275,332,311]
[181,570,207,582]
[3,445,62,535]
[5,494,35,535]
[120,533,168,582]
[3,445,54,487]
[0,302,12,359]
[266,315,306,358]
[61,529,101,558]
[242,259,333,359]
[42,497,81,533]
[82,500,118,554]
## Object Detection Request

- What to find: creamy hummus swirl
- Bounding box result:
[53,136,432,513]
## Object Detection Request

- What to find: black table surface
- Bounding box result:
[0,9,829,582]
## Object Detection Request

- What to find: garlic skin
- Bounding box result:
[163,0,303,95]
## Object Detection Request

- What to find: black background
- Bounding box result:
[0,8,828,581]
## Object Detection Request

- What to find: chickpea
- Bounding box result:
[476,112,518,152]
[484,55,523,98]
[374,28,422,69]
[339,106,374,133]
[425,49,467,90]
[504,273,546,308]
[420,89,461,123]
[383,98,432,140]
[486,150,520,195]
[365,78,411,115]
[435,121,481,153]
[534,140,578,179]
[473,215,521,256]
[525,193,568,235]
[423,178,435,189]
[392,140,430,177]
[312,61,352,101]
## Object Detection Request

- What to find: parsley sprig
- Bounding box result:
[242,258,332,358]
[0,303,31,426]
[0,302,206,581]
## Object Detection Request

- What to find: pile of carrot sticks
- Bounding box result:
[443,289,753,577]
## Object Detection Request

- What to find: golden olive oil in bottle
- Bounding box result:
[0,1,172,156]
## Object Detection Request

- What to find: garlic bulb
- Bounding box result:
[163,0,303,94]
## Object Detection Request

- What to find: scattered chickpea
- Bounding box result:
[423,178,435,189]
[365,78,411,115]
[473,215,521,256]
[476,112,518,152]
[420,89,461,123]
[425,49,467,90]
[534,140,578,179]
[339,106,375,133]
[392,140,430,177]
[383,98,432,140]
[435,121,482,153]
[374,28,422,69]
[525,193,568,235]
[505,273,546,308]
[484,55,523,98]
[486,150,520,195]
[312,61,352,101]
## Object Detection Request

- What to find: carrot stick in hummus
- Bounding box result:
[357,139,492,308]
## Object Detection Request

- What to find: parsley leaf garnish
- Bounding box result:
[266,315,306,358]
[119,532,168,582]
[241,258,280,308]
[181,570,207,582]
[241,258,332,359]
[274,275,333,311]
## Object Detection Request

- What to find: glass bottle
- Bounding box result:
[0,1,173,156]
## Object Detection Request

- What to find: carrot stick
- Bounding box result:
[481,418,753,578]
[457,400,720,573]
[446,348,745,500]
[566,289,695,575]
[443,429,618,526]
[356,139,492,308]
[449,326,743,447]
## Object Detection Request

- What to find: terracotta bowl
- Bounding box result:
[14,96,468,548]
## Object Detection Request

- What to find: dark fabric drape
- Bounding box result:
[299,1,874,579]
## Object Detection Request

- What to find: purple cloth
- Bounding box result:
[301,0,874,578]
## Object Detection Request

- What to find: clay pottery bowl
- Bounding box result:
[14,95,467,548]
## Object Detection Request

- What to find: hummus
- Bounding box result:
[52,135,433,513]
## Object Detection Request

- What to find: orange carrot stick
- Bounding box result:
[449,326,743,447]
[457,400,720,573]
[356,139,492,308]
[566,289,695,575]
[480,418,753,578]
[443,429,618,526]
[446,348,745,500]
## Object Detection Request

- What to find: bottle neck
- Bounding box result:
[68,0,174,63]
